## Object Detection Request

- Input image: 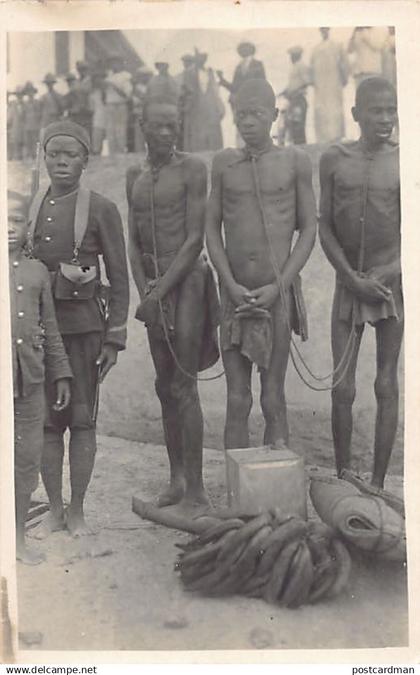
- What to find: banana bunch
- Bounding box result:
[175,510,352,608]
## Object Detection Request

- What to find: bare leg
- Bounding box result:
[148,333,185,506]
[173,272,209,509]
[32,429,66,539]
[260,295,292,446]
[372,316,404,488]
[66,428,96,537]
[15,491,44,565]
[222,348,253,449]
[331,293,364,477]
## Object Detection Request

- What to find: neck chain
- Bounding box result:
[147,150,175,182]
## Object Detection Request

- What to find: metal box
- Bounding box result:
[225,445,307,519]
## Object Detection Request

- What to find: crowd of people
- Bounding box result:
[8,64,402,565]
[7,26,397,163]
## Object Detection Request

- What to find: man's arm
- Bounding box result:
[318,148,391,303]
[206,152,252,307]
[40,266,72,409]
[245,149,317,310]
[126,166,147,301]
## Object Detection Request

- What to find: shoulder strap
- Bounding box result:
[26,186,91,261]
[73,187,91,259]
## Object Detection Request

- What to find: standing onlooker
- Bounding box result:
[281,46,311,145]
[146,61,179,100]
[217,41,266,147]
[382,27,397,87]
[182,50,224,152]
[177,55,195,150]
[8,86,26,160]
[310,27,349,143]
[23,82,41,160]
[131,66,153,153]
[39,73,64,136]
[217,41,266,106]
[89,68,107,156]
[347,27,384,89]
[104,55,132,155]
[75,60,93,136]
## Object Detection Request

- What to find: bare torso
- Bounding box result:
[220,145,298,288]
[331,141,400,271]
[130,154,189,258]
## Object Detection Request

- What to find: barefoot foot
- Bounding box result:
[16,543,45,566]
[176,488,212,516]
[27,511,66,540]
[156,480,185,508]
[66,508,93,538]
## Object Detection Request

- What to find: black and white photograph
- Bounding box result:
[1,2,419,662]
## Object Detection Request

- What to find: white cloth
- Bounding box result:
[105,71,132,104]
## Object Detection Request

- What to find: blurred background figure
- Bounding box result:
[177,54,195,150]
[382,27,397,87]
[130,65,153,153]
[347,26,383,89]
[23,81,41,159]
[310,27,349,143]
[183,49,224,152]
[72,60,94,135]
[279,46,311,145]
[104,55,132,155]
[217,41,266,147]
[39,73,64,135]
[8,86,26,160]
[146,60,179,100]
[89,67,107,156]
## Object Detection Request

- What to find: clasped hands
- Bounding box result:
[230,282,279,317]
[351,265,395,304]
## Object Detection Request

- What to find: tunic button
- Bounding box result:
[17,285,23,292]
[16,338,23,345]
[15,410,21,416]
[45,236,52,242]
[72,290,79,297]
[49,200,55,205]
[16,435,22,441]
[18,311,24,318]
[47,217,53,222]
[13,260,19,267]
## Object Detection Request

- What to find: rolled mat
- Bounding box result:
[310,476,406,562]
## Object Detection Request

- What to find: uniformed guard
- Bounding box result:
[28,120,130,538]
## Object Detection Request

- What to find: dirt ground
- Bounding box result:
[18,436,407,652]
[8,148,406,654]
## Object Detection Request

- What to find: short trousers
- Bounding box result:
[45,331,102,432]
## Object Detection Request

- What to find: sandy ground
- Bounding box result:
[8,147,406,654]
[18,436,407,652]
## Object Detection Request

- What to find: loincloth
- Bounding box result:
[335,277,403,326]
[220,278,308,371]
[137,252,220,372]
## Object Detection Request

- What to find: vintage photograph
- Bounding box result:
[4,21,408,654]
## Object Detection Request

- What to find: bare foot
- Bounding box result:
[157,479,185,508]
[176,488,212,516]
[27,511,66,540]
[66,508,93,538]
[16,543,45,566]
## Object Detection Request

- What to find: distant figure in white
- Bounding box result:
[310,27,350,143]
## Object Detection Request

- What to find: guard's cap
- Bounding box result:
[237,41,256,55]
[288,46,303,57]
[42,120,91,153]
[65,72,77,82]
[43,72,57,84]
[24,81,38,94]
